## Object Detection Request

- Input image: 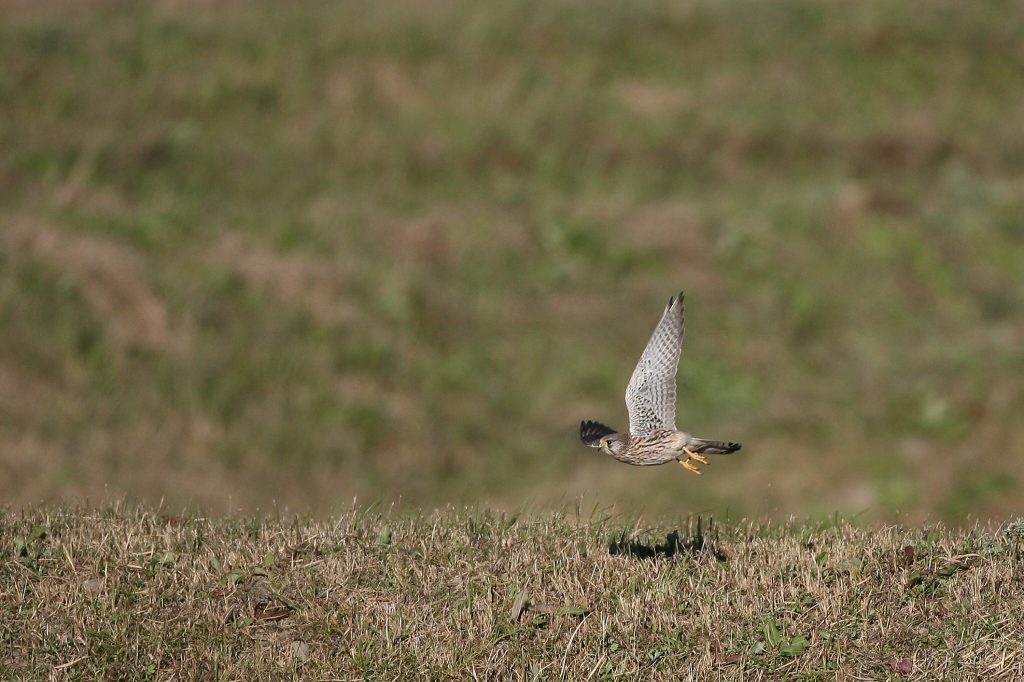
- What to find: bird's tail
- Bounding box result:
[689,437,742,455]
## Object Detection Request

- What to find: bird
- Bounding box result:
[580,292,741,474]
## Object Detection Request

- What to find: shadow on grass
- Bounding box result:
[608,517,728,562]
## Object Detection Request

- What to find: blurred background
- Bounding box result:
[2,0,1022,523]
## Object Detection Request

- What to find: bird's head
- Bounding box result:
[580,420,626,458]
[598,433,627,457]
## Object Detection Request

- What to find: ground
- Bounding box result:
[3,506,1023,679]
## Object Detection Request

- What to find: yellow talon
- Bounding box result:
[683,446,709,465]
[680,459,702,475]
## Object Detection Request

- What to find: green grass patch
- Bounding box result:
[1,0,1023,520]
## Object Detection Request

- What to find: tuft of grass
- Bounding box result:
[2,505,1024,679]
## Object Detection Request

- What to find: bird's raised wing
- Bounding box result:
[624,292,684,436]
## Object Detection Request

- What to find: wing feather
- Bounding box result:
[624,292,685,436]
[580,420,616,447]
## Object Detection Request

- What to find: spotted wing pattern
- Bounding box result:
[624,292,685,437]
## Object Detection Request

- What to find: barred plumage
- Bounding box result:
[579,292,743,474]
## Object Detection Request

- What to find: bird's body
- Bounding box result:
[580,292,742,474]
[581,423,740,467]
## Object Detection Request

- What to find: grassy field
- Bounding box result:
[2,0,1024,522]
[3,506,1024,679]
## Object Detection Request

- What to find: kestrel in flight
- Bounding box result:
[580,292,741,474]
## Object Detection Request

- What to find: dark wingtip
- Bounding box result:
[580,420,617,446]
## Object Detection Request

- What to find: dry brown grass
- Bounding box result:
[3,506,1023,680]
